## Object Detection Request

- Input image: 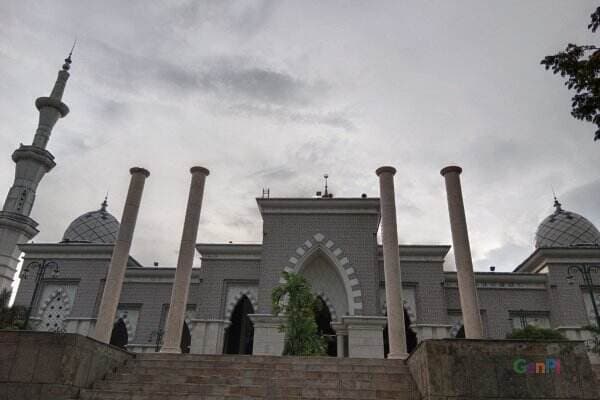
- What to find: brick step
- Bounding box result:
[78,355,421,400]
[81,386,419,400]
[94,378,417,392]
[125,360,409,374]
[135,353,407,367]
[79,389,265,400]
[108,371,412,385]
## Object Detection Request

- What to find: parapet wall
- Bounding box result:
[407,339,598,399]
[0,331,133,400]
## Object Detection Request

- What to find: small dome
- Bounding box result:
[535,199,600,248]
[62,198,119,244]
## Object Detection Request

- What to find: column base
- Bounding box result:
[387,351,409,360]
[248,314,285,356]
[159,346,181,354]
[342,316,387,359]
[189,319,229,354]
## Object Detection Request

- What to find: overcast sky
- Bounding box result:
[1,1,599,278]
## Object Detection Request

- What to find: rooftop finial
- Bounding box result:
[553,195,563,213]
[100,193,108,212]
[62,39,76,71]
[323,174,329,197]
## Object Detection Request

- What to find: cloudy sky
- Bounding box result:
[1,1,598,280]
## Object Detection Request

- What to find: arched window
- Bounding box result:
[314,296,336,356]
[383,308,418,356]
[224,295,254,354]
[110,318,128,349]
[180,321,191,353]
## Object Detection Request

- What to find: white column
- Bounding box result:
[332,322,347,358]
[93,167,149,343]
[161,167,209,353]
[440,166,484,339]
[376,166,408,359]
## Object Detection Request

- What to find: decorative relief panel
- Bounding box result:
[36,284,77,332]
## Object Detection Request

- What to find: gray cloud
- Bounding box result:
[0,0,598,273]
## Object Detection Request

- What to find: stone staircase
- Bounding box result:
[77,353,421,400]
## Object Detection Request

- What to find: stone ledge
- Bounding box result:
[407,339,598,400]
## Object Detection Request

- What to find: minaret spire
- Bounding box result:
[0,49,74,291]
[34,47,73,148]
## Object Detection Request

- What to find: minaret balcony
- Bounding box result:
[35,96,69,117]
[12,145,56,172]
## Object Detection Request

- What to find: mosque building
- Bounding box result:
[4,55,600,358]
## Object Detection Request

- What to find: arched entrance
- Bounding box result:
[455,325,465,338]
[224,295,254,354]
[180,321,191,353]
[314,296,336,356]
[110,318,128,349]
[383,308,418,356]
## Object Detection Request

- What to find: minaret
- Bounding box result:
[0,49,73,291]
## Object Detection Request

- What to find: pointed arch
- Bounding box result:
[110,318,128,348]
[224,295,255,355]
[224,289,258,321]
[279,233,363,315]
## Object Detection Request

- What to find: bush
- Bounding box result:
[272,272,326,356]
[506,325,566,341]
[0,289,28,330]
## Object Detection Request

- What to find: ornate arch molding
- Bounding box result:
[449,319,464,338]
[279,232,363,315]
[381,300,417,326]
[224,289,259,321]
[315,291,338,321]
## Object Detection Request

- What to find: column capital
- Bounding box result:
[440,165,462,176]
[129,167,150,177]
[190,166,210,176]
[375,166,396,176]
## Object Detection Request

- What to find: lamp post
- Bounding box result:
[148,329,164,352]
[566,264,600,328]
[19,259,60,329]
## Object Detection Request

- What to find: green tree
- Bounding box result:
[0,289,27,330]
[506,325,566,341]
[272,271,326,356]
[541,7,600,141]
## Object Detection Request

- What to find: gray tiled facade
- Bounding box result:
[12,194,600,357]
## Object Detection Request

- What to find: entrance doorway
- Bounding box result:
[314,297,336,356]
[110,318,128,349]
[224,295,254,354]
[383,308,418,356]
[180,321,191,353]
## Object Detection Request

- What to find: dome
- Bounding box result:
[62,198,120,244]
[535,199,600,248]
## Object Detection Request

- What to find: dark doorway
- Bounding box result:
[224,296,254,354]
[180,321,191,353]
[383,308,418,357]
[314,297,336,357]
[110,318,128,349]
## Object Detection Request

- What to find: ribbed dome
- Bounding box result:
[535,199,600,248]
[62,199,119,244]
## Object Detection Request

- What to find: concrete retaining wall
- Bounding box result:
[0,331,133,400]
[408,339,598,400]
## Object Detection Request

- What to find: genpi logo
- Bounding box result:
[513,358,561,374]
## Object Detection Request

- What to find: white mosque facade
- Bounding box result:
[4,57,600,358]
